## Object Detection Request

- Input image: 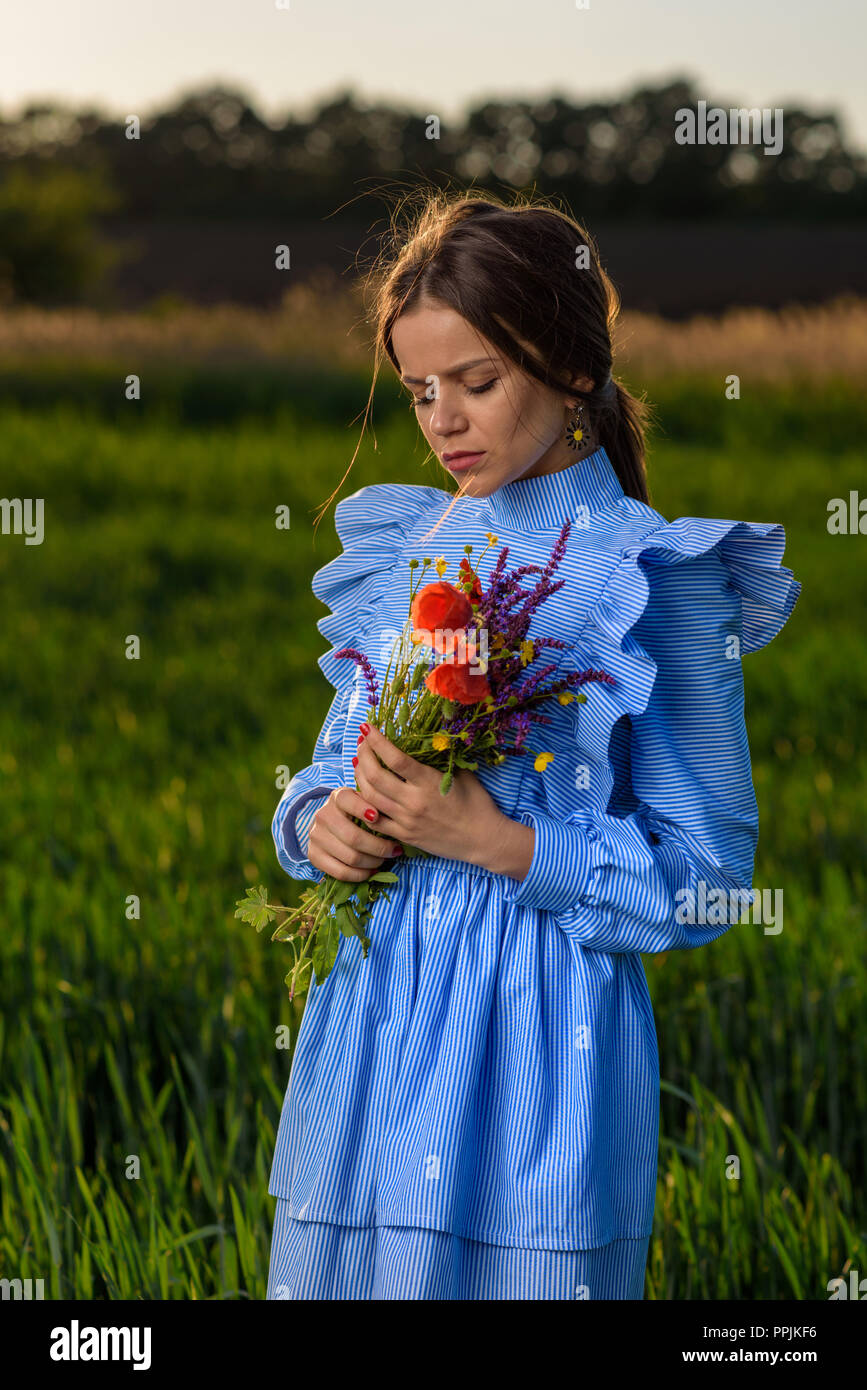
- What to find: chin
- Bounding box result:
[451,478,491,498]
[446,469,496,492]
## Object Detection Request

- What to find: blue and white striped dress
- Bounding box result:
[265,445,801,1300]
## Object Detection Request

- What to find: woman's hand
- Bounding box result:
[307,785,403,883]
[351,722,512,868]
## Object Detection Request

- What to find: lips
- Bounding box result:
[443,450,486,471]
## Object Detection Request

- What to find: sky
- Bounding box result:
[2,0,865,153]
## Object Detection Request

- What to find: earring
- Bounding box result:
[564,401,586,450]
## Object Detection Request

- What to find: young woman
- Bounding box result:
[264,193,801,1300]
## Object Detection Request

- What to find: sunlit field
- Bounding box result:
[1,298,865,1298]
[0,281,865,381]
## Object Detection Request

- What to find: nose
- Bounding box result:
[428,385,467,439]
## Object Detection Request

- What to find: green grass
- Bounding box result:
[0,378,864,1299]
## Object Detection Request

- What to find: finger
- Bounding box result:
[313,815,392,870]
[309,844,383,883]
[360,724,416,783]
[325,786,401,858]
[352,743,405,821]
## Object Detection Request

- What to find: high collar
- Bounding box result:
[474,445,624,530]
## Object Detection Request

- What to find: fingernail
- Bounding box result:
[392,844,403,855]
[363,808,377,821]
[351,755,359,767]
[359,722,370,735]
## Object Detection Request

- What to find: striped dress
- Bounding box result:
[265,445,801,1300]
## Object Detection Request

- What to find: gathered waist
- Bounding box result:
[389,851,506,884]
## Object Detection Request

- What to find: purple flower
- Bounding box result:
[334,647,380,708]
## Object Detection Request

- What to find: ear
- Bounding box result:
[568,371,594,396]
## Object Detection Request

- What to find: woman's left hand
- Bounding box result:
[351,722,508,867]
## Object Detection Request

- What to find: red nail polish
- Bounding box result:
[352,755,359,767]
[392,845,403,855]
[363,808,377,821]
[356,734,363,745]
[359,722,370,735]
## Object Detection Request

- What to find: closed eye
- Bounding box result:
[411,378,499,408]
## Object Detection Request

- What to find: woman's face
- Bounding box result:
[391,298,594,497]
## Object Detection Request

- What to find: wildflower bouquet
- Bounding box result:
[236,519,614,998]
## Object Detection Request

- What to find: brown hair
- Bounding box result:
[315,187,657,539]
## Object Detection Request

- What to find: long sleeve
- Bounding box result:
[501,519,800,955]
[272,683,351,883]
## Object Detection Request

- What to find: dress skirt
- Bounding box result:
[266,1198,649,1301]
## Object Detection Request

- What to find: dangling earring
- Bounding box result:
[564,400,586,450]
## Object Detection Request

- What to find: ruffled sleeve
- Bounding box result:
[501,514,801,953]
[272,482,448,882]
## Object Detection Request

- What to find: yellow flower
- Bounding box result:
[485,532,499,546]
[534,752,555,772]
[520,638,534,667]
[434,556,448,577]
[431,733,450,751]
[557,691,575,705]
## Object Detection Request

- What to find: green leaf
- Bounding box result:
[312,912,340,984]
[345,904,368,942]
[331,880,355,906]
[335,903,365,939]
[368,870,399,884]
[233,884,275,932]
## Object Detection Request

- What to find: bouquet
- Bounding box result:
[236,519,614,998]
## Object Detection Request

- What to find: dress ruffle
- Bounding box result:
[550,512,801,820]
[310,483,450,695]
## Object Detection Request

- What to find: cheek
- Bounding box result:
[512,390,557,445]
[418,413,436,445]
[485,380,538,440]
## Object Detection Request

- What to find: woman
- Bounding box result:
[265,193,801,1300]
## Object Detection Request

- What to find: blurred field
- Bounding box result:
[0,275,865,381]
[0,302,865,1299]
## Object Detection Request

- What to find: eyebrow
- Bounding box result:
[400,357,501,385]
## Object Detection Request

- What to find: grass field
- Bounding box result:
[0,362,864,1299]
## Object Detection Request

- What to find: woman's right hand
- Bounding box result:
[307,786,402,882]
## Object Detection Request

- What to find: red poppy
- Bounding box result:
[425,661,491,704]
[411,581,474,656]
[411,580,473,633]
